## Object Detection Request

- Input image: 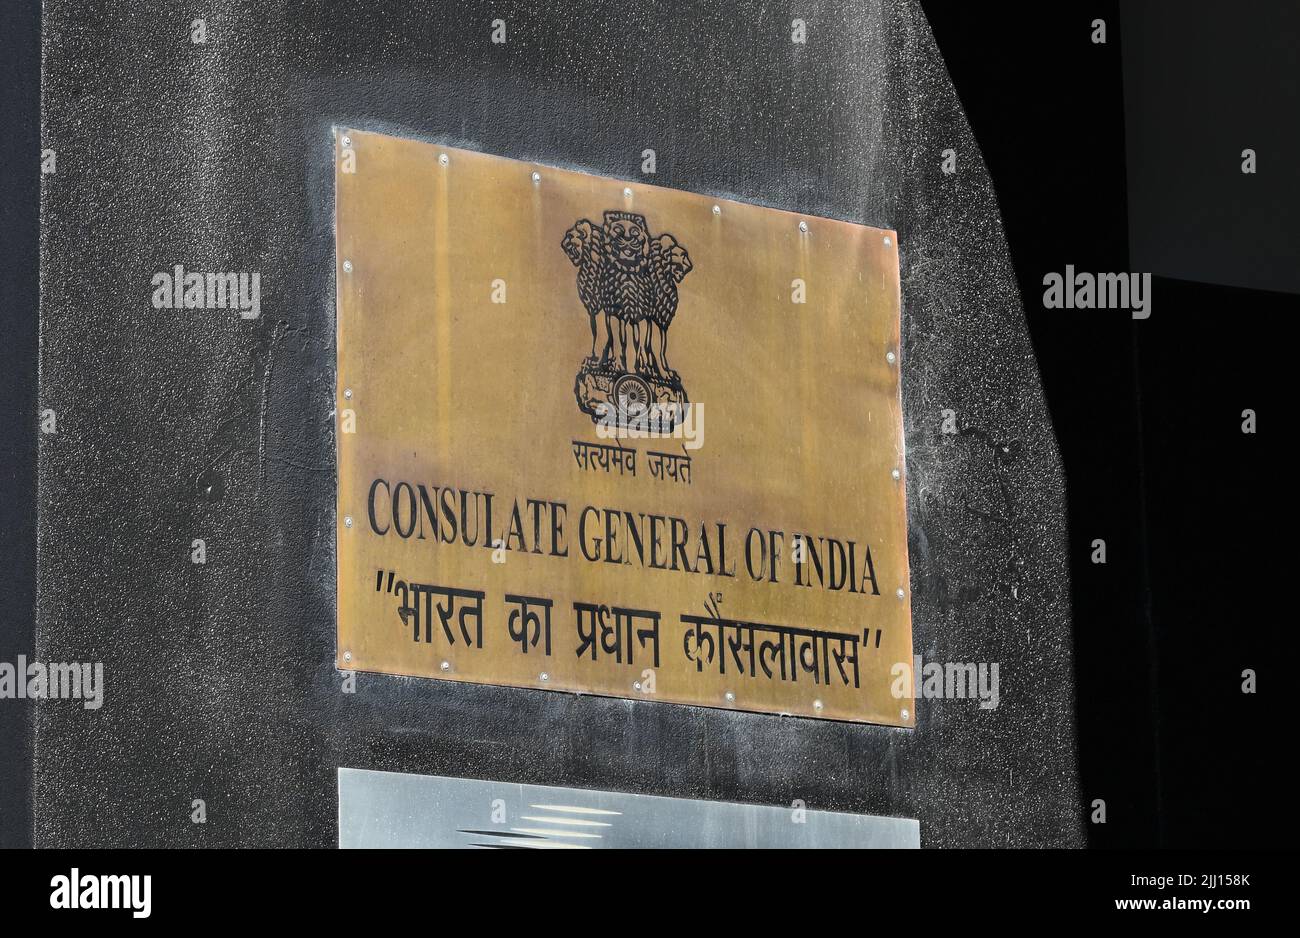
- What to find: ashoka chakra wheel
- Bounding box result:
[613,374,652,418]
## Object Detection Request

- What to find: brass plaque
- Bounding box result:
[335,129,913,727]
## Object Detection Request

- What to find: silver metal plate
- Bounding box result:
[338,767,919,848]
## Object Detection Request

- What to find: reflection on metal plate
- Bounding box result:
[338,768,919,849]
[335,129,912,726]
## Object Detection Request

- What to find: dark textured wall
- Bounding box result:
[37,0,1080,847]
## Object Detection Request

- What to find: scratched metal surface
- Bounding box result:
[337,768,921,848]
[37,0,1080,846]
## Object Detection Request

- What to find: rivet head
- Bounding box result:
[891,468,901,481]
[633,681,642,691]
[886,350,897,364]
[725,691,735,702]
[440,661,450,672]
[340,134,351,148]
[799,221,809,233]
[896,587,906,599]
[901,708,910,720]
[342,260,352,273]
[884,236,892,247]
[540,672,550,682]
[439,153,449,166]
[531,171,541,183]
[712,204,721,216]
[343,516,353,528]
[813,699,823,711]
[343,388,353,399]
[343,651,352,662]
[623,187,633,198]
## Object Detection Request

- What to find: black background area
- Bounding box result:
[922,1,1282,847]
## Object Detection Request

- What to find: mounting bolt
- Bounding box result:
[341,134,351,148]
[724,691,735,703]
[623,187,633,198]
[439,153,449,166]
[901,708,910,720]
[540,672,550,682]
[891,468,901,481]
[342,260,352,273]
[886,350,897,364]
[633,681,642,691]
[440,661,450,672]
[712,204,721,216]
[343,651,352,662]
[531,171,541,183]
[343,516,353,528]
[799,221,808,233]
[884,236,892,247]
[343,388,353,399]
[896,587,906,599]
[813,699,824,711]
